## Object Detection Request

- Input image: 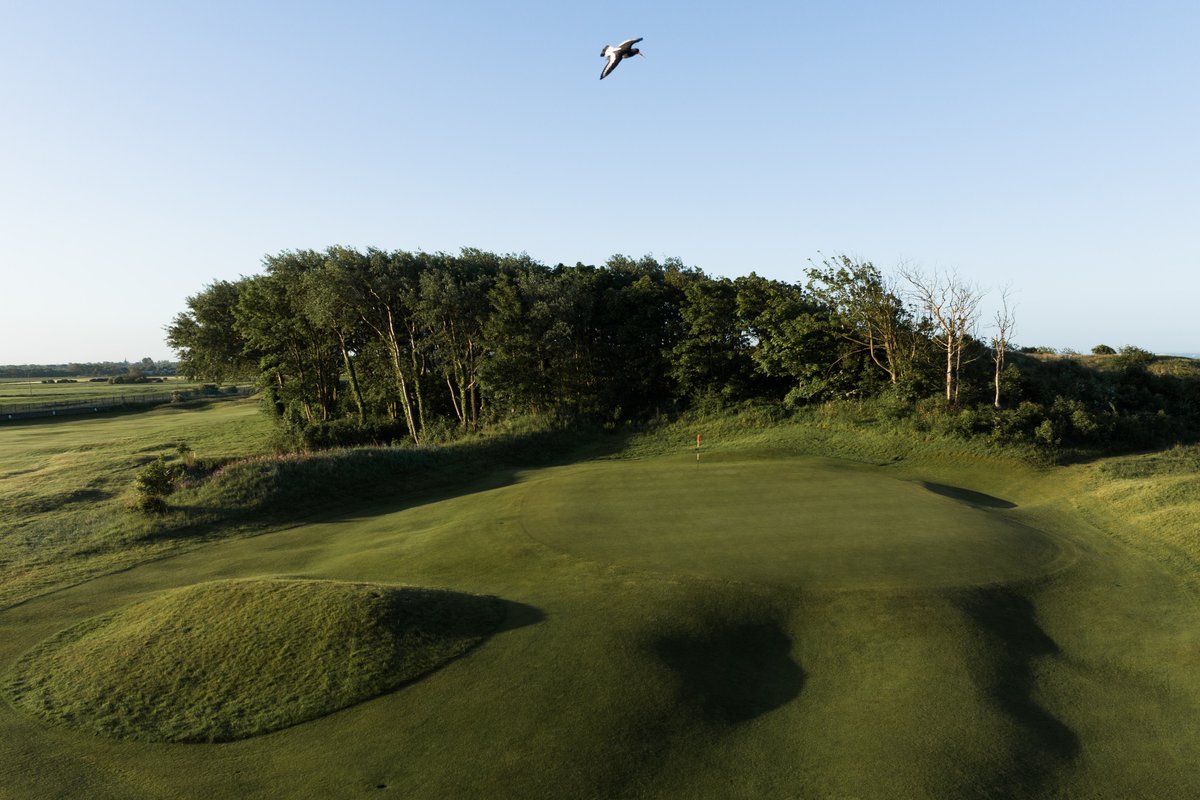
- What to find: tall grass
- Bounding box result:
[621,398,1046,467]
[1074,443,1200,578]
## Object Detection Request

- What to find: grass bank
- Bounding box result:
[3,400,1200,797]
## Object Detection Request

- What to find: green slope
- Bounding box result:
[3,415,1200,798]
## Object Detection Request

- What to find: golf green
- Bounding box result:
[5,430,1200,799]
[521,454,1072,589]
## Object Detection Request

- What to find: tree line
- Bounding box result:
[167,247,1198,452]
[0,359,177,379]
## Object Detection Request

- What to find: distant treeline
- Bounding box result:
[0,359,177,379]
[167,247,1200,453]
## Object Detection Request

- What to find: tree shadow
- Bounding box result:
[653,620,804,724]
[922,482,1017,509]
[494,599,546,634]
[957,586,1079,794]
[150,427,638,542]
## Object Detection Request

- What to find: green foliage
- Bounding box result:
[279,416,413,450]
[1115,345,1155,370]
[168,247,1200,460]
[1092,344,1116,355]
[108,372,150,384]
[166,280,257,381]
[670,276,761,402]
[132,457,179,512]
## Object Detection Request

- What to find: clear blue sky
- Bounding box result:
[2,1,1197,364]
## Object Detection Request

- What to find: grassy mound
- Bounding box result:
[4,578,503,743]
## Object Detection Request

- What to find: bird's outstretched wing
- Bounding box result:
[600,53,620,80]
[616,37,643,51]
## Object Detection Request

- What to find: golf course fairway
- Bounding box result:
[3,445,1200,798]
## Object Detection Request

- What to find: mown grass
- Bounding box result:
[2,400,1200,798]
[4,578,502,742]
[0,376,248,411]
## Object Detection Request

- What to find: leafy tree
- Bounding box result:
[418,250,504,430]
[807,255,919,386]
[167,280,257,381]
[671,275,759,402]
[235,254,342,423]
[735,274,845,404]
[327,248,428,442]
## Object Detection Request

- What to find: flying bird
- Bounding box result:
[600,37,644,80]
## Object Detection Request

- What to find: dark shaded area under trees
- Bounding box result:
[166,248,1200,456]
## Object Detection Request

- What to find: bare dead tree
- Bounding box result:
[990,287,1016,408]
[901,267,983,405]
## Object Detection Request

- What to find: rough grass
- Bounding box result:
[0,398,610,610]
[4,578,502,742]
[0,398,272,608]
[1072,443,1200,578]
[4,402,1200,797]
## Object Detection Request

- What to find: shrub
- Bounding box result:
[1092,344,1116,355]
[133,457,180,513]
[1115,346,1155,371]
[135,494,169,514]
[281,416,414,451]
[1034,419,1059,448]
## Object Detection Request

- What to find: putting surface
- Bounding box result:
[521,454,1071,589]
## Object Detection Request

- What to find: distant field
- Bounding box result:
[2,405,1200,798]
[0,376,249,411]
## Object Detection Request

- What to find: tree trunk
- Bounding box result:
[337,331,366,423]
[993,358,1002,408]
[945,342,954,403]
[383,308,419,444]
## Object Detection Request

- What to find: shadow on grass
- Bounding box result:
[922,482,1017,509]
[150,427,636,543]
[14,487,113,515]
[494,598,547,634]
[654,620,804,724]
[957,586,1079,793]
